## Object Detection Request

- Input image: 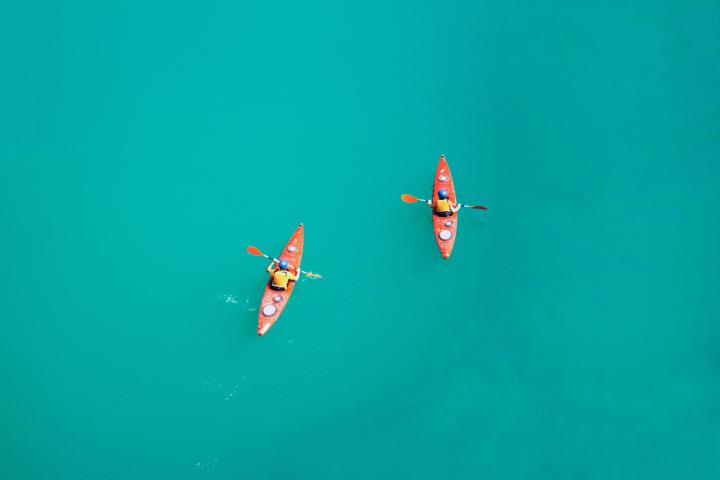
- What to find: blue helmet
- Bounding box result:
[438,189,449,200]
[278,259,289,270]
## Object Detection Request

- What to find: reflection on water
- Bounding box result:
[201,377,247,403]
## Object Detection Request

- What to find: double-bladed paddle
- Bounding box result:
[400,193,488,210]
[246,246,322,278]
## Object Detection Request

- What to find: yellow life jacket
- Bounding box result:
[271,269,295,288]
[436,198,451,213]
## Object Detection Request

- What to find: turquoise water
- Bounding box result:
[2,1,720,478]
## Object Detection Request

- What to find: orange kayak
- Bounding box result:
[257,223,304,336]
[432,155,458,259]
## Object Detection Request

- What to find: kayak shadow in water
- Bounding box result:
[465,217,488,231]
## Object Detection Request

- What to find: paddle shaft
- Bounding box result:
[409,196,484,210]
[415,197,474,209]
[258,252,317,277]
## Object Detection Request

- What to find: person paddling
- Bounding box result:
[266,259,299,291]
[428,188,460,217]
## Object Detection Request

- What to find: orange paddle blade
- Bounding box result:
[246,246,263,256]
[401,193,419,203]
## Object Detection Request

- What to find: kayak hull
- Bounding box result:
[432,155,458,258]
[257,224,304,336]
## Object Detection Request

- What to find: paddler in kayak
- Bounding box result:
[428,188,460,217]
[266,259,299,291]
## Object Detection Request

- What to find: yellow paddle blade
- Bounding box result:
[461,204,489,210]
